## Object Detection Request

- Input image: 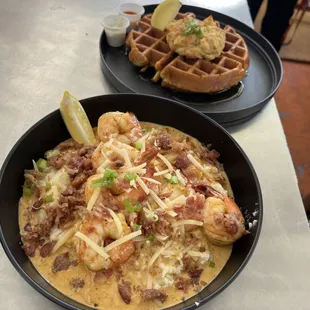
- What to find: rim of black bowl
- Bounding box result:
[0,93,263,310]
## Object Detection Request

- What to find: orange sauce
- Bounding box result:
[124,10,137,15]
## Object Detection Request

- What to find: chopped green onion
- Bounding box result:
[147,235,155,242]
[36,158,47,172]
[23,187,33,196]
[44,194,54,203]
[125,173,137,182]
[209,261,215,268]
[134,140,143,151]
[181,20,203,38]
[167,175,179,184]
[44,149,59,159]
[133,223,141,231]
[45,182,51,191]
[124,199,142,213]
[91,169,118,188]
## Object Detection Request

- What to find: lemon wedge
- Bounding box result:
[60,91,96,146]
[151,0,182,30]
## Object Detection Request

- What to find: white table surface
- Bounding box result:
[0,0,309,309]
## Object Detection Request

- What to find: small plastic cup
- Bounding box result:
[102,14,130,47]
[118,3,145,30]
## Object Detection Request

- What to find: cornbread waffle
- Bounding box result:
[126,13,250,93]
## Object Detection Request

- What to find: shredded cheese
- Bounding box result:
[153,169,170,176]
[106,208,123,237]
[172,220,203,227]
[32,160,39,172]
[109,144,132,167]
[166,195,186,207]
[119,162,147,174]
[175,169,187,185]
[147,273,153,289]
[87,187,101,211]
[141,177,161,185]
[188,250,207,257]
[148,240,172,268]
[52,221,81,254]
[75,231,109,259]
[182,244,194,254]
[149,189,168,209]
[166,210,178,217]
[136,176,150,195]
[187,153,212,176]
[157,154,174,171]
[104,230,142,252]
[97,159,110,173]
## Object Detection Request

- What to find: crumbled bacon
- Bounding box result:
[156,132,172,150]
[94,268,113,281]
[188,268,203,285]
[118,281,132,304]
[52,252,78,273]
[174,155,190,169]
[136,146,159,165]
[39,241,56,257]
[140,289,168,303]
[174,194,205,221]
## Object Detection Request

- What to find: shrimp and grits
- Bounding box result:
[19,111,246,309]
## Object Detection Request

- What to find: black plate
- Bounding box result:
[100,4,282,125]
[0,94,262,310]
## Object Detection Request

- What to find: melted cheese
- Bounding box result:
[75,232,109,259]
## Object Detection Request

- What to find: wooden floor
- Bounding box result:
[275,60,310,214]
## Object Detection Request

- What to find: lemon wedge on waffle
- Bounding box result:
[60,91,96,146]
[151,0,182,30]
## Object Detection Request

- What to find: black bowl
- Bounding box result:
[0,94,262,310]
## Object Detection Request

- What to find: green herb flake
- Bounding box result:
[167,175,179,184]
[91,169,118,188]
[45,182,51,191]
[181,20,203,39]
[133,223,141,231]
[125,173,137,182]
[36,158,47,172]
[44,194,54,203]
[124,198,142,213]
[134,140,143,151]
[44,149,59,159]
[147,235,155,242]
[209,261,215,268]
[23,187,33,196]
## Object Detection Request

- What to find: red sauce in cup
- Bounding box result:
[124,10,137,15]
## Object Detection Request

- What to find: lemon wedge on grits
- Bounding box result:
[60,91,96,146]
[151,0,182,31]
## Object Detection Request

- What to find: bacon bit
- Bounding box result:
[136,146,159,165]
[39,241,56,257]
[156,132,172,150]
[70,278,85,289]
[118,280,132,304]
[174,155,190,169]
[188,268,203,285]
[140,289,168,303]
[175,277,191,292]
[32,198,43,212]
[24,223,32,232]
[94,268,113,281]
[174,194,205,221]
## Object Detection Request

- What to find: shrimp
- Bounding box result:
[97,112,142,145]
[203,186,245,246]
[76,212,135,271]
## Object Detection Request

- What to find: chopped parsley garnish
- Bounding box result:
[91,169,118,188]
[125,173,137,182]
[36,158,47,172]
[134,140,143,151]
[147,235,155,242]
[133,223,141,231]
[181,20,203,38]
[45,182,51,191]
[23,183,35,196]
[209,261,215,268]
[43,194,54,203]
[124,198,142,213]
